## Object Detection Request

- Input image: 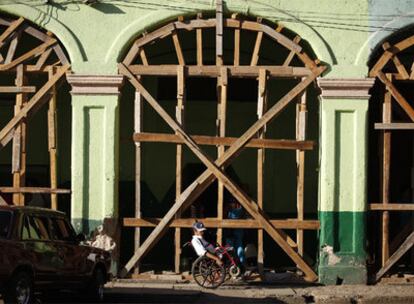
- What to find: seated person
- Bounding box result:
[191,222,223,266]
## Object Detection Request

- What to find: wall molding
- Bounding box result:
[318,78,375,99]
[66,74,124,96]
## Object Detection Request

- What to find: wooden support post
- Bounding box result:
[216,67,227,245]
[216,0,223,66]
[257,69,267,277]
[175,66,185,273]
[296,79,307,258]
[12,64,26,206]
[48,67,58,210]
[134,80,144,275]
[251,30,263,66]
[196,13,203,66]
[118,63,325,280]
[381,74,392,267]
[234,26,240,66]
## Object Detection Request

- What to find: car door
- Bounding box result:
[21,214,63,286]
[50,216,89,286]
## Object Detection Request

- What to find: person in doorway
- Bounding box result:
[225,198,245,265]
[191,222,223,266]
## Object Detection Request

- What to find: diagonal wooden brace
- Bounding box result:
[119,63,325,280]
[0,64,70,149]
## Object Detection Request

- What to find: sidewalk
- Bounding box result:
[108,279,414,304]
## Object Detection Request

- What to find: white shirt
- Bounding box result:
[191,235,213,257]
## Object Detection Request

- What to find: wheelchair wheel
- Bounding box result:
[191,255,226,289]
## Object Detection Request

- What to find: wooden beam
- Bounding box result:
[0,65,70,149]
[284,36,301,66]
[0,86,36,93]
[0,187,70,194]
[0,39,57,71]
[175,66,185,273]
[382,42,410,80]
[172,31,185,66]
[0,17,24,49]
[12,64,26,206]
[296,80,307,258]
[34,48,53,70]
[128,65,313,78]
[216,67,227,245]
[376,231,414,282]
[257,69,267,277]
[216,0,223,65]
[48,68,58,210]
[133,132,315,150]
[119,63,325,281]
[377,72,414,121]
[234,25,240,66]
[5,32,20,64]
[196,14,203,66]
[134,82,143,275]
[374,123,414,130]
[382,77,392,266]
[123,218,320,230]
[370,203,414,211]
[250,31,263,66]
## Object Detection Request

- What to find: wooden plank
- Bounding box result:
[377,72,414,121]
[175,66,185,273]
[250,31,263,66]
[374,123,414,130]
[0,17,24,48]
[34,48,53,70]
[119,63,324,280]
[196,14,203,66]
[128,65,312,78]
[52,44,69,65]
[283,36,301,67]
[139,48,149,66]
[382,77,392,266]
[382,42,410,80]
[0,64,70,149]
[12,64,25,206]
[5,32,20,64]
[123,218,320,230]
[118,63,325,280]
[172,31,185,66]
[0,39,57,71]
[133,132,315,150]
[257,69,267,277]
[234,23,240,66]
[48,68,58,210]
[296,80,307,258]
[123,43,140,66]
[0,187,70,194]
[0,86,36,93]
[376,231,414,282]
[370,203,414,211]
[134,86,143,275]
[216,67,227,245]
[216,0,223,65]
[390,222,412,253]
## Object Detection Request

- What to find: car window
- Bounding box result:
[0,211,12,239]
[22,215,50,240]
[51,218,75,241]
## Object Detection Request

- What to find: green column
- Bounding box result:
[67,75,123,271]
[317,78,374,285]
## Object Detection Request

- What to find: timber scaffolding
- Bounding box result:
[369,35,414,282]
[0,16,70,209]
[119,0,326,282]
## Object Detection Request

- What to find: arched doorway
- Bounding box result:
[0,15,71,212]
[368,26,414,282]
[118,10,325,281]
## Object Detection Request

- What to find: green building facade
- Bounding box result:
[1,0,413,285]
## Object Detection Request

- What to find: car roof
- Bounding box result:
[0,205,66,217]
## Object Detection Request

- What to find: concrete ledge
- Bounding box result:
[66,74,124,95]
[318,78,375,99]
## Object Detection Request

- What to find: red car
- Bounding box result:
[0,205,111,304]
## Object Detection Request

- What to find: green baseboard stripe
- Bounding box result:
[318,211,367,285]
